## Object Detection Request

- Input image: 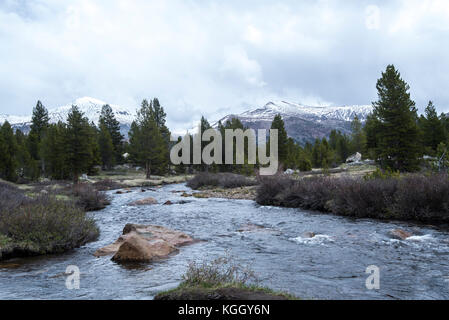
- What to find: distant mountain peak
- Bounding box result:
[214,100,373,144]
[0,97,135,137]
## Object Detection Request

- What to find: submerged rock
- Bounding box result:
[94,224,195,262]
[163,200,173,205]
[128,197,158,206]
[237,223,266,232]
[116,189,132,194]
[302,232,316,238]
[389,229,412,240]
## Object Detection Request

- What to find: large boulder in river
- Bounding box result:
[94,224,195,262]
[128,197,158,206]
[112,236,178,262]
[389,229,412,240]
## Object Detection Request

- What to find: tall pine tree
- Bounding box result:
[372,65,420,171]
[66,106,97,182]
[0,121,18,182]
[99,104,124,163]
[421,101,445,154]
[128,99,166,178]
[270,114,288,167]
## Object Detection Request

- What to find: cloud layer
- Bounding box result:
[1,0,449,131]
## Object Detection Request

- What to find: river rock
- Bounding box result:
[128,197,158,206]
[237,223,266,232]
[389,229,412,240]
[112,236,178,262]
[163,200,173,205]
[94,224,195,262]
[302,232,316,238]
[346,152,362,163]
[181,192,192,197]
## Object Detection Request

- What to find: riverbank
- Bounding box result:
[0,172,193,261]
[256,173,449,224]
[0,180,99,261]
[154,254,298,300]
[90,171,193,189]
[155,284,296,300]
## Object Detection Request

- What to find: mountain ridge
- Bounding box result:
[1,98,373,144]
[0,97,135,136]
[213,101,373,144]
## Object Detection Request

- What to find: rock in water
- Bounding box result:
[302,232,316,238]
[163,200,173,205]
[389,229,412,240]
[94,224,195,262]
[112,236,178,262]
[128,197,158,206]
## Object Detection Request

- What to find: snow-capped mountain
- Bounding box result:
[0,97,135,137]
[214,101,373,144]
[1,98,373,144]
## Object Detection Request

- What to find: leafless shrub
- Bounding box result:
[182,252,257,288]
[71,183,110,211]
[256,173,449,223]
[187,172,256,190]
[0,192,99,255]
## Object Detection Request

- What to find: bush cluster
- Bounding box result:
[71,183,110,211]
[181,254,257,289]
[0,181,99,256]
[256,173,449,223]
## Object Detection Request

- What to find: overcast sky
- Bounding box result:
[1,0,449,131]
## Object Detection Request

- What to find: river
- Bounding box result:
[1,183,449,300]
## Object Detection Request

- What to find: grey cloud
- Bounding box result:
[1,0,448,133]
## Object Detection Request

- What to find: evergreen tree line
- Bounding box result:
[1,64,447,181]
[0,98,171,182]
[190,65,449,173]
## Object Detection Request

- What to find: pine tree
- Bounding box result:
[0,121,18,182]
[350,115,366,154]
[311,138,321,168]
[28,100,49,169]
[66,106,97,182]
[40,122,69,180]
[372,65,421,171]
[99,104,124,163]
[421,101,445,154]
[30,100,49,141]
[15,129,39,180]
[98,123,115,170]
[151,98,171,173]
[270,114,288,166]
[336,133,351,163]
[128,99,166,178]
[320,138,333,169]
[363,113,381,160]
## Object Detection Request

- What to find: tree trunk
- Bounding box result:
[146,161,151,179]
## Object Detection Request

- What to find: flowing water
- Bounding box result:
[1,183,449,300]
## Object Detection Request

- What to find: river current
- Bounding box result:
[1,183,449,300]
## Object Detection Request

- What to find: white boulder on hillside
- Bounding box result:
[346,152,362,163]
